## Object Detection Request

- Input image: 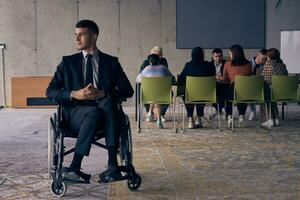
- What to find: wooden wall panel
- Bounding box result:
[11,76,54,108]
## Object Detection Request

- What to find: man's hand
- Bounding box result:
[71,84,105,100]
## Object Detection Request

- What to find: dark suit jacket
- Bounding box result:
[208,59,226,76]
[46,50,134,116]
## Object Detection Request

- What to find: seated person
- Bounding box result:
[208,48,226,119]
[261,48,288,127]
[136,54,175,128]
[217,44,252,127]
[46,20,134,182]
[248,48,267,120]
[209,48,226,77]
[178,47,216,129]
[139,46,169,122]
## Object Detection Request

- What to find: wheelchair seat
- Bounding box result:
[48,101,141,197]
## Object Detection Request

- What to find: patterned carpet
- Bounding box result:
[109,113,300,199]
[1,108,300,199]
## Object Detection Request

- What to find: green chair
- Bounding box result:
[229,75,265,131]
[183,76,220,131]
[268,75,299,127]
[138,77,175,133]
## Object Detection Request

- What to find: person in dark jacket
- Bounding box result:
[139,46,169,122]
[178,47,215,128]
[209,48,226,76]
[208,48,226,120]
[46,20,133,183]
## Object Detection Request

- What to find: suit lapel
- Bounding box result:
[73,52,84,88]
[97,50,105,89]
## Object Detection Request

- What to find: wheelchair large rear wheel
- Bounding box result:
[48,117,56,177]
[119,115,133,166]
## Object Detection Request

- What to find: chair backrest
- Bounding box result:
[234,75,264,103]
[185,76,216,103]
[271,75,299,101]
[141,76,172,104]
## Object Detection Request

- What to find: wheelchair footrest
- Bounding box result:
[98,166,129,183]
[98,174,128,183]
[61,167,91,184]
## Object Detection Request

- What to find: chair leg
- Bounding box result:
[264,103,268,125]
[173,104,176,133]
[173,98,176,123]
[137,103,142,133]
[272,103,277,127]
[210,105,215,129]
[178,99,181,124]
[217,103,221,130]
[182,103,185,132]
[209,105,215,129]
[268,103,272,129]
[232,103,234,131]
[285,102,291,122]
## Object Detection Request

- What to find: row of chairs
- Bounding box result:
[137,75,299,132]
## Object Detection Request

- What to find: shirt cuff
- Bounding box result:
[70,91,75,100]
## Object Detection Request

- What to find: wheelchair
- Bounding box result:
[48,100,141,197]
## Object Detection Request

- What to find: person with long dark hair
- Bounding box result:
[217,44,252,128]
[178,47,215,129]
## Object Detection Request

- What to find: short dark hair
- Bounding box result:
[259,48,267,55]
[76,19,99,35]
[148,54,160,65]
[212,48,223,54]
[267,48,280,60]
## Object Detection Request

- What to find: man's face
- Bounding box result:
[256,53,267,65]
[212,52,223,64]
[75,27,96,50]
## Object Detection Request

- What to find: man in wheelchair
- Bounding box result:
[46,19,134,184]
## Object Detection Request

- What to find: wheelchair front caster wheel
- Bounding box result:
[127,173,141,191]
[50,180,67,197]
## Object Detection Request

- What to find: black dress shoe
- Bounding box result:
[62,167,91,184]
[98,166,122,183]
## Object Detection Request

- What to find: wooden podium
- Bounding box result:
[11,76,56,108]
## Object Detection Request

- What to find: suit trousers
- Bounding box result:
[68,98,117,156]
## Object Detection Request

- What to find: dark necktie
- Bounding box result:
[85,54,93,85]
